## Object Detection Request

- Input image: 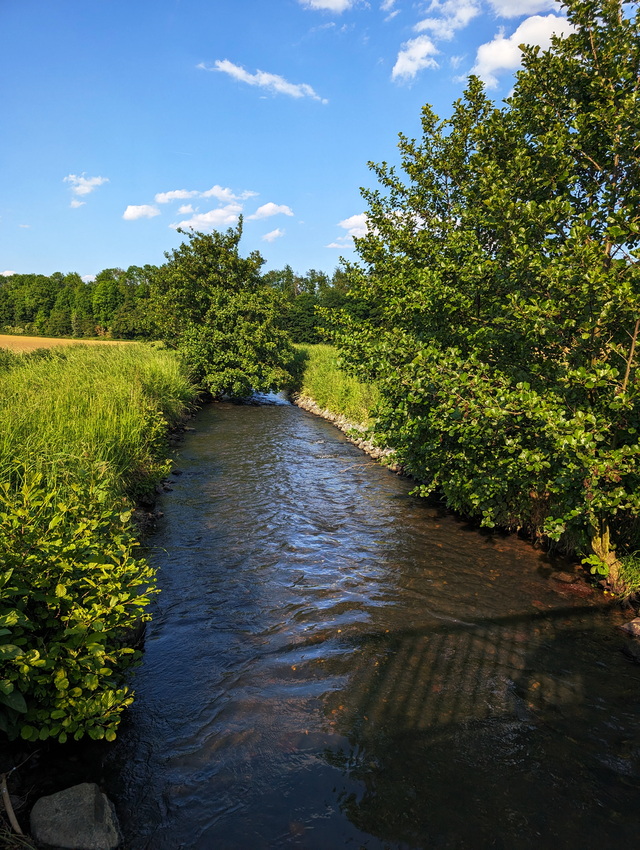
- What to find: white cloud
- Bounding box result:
[64,174,108,196]
[392,35,439,80]
[381,0,396,9]
[327,212,369,247]
[385,9,400,20]
[200,184,257,201]
[414,0,481,41]
[201,60,327,103]
[156,185,258,205]
[247,202,294,221]
[339,213,368,238]
[2,270,16,276]
[177,204,194,214]
[70,199,86,208]
[170,204,242,231]
[299,0,355,10]
[155,189,199,204]
[122,205,161,221]
[82,274,96,282]
[472,14,575,87]
[18,224,30,229]
[489,0,558,18]
[262,228,285,242]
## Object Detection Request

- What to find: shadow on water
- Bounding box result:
[92,399,640,850]
[322,604,640,849]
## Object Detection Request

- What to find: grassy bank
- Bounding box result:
[0,344,198,744]
[295,344,379,426]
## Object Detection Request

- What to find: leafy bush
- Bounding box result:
[151,223,295,397]
[0,473,156,742]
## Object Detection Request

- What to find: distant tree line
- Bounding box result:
[0,267,155,339]
[0,261,363,344]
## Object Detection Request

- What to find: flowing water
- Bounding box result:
[103,398,640,849]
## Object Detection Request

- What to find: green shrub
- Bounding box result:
[0,473,156,742]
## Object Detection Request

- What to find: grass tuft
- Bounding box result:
[295,344,379,425]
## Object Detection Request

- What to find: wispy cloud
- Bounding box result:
[155,185,257,205]
[201,185,257,201]
[170,204,242,231]
[200,60,327,103]
[247,202,294,221]
[489,0,558,18]
[262,228,285,242]
[471,14,575,88]
[18,224,30,229]
[122,205,161,221]
[299,0,355,11]
[155,189,199,204]
[392,35,439,80]
[414,0,481,41]
[381,0,396,9]
[70,199,86,209]
[64,173,108,196]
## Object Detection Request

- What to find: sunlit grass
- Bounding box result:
[295,343,379,425]
[0,343,198,498]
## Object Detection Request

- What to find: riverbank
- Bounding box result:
[293,344,640,602]
[0,343,199,753]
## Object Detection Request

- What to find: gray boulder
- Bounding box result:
[30,783,122,850]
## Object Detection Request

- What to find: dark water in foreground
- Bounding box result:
[104,399,640,849]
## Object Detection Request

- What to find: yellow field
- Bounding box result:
[0,334,131,352]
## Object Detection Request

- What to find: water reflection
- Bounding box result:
[102,401,640,849]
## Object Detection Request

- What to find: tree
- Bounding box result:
[329,0,640,585]
[151,221,295,397]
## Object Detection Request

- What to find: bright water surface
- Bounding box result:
[104,398,640,849]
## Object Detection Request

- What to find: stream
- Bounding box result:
[101,398,640,849]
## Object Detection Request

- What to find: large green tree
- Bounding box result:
[329,0,640,585]
[151,221,295,397]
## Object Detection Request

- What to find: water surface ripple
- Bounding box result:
[105,400,640,849]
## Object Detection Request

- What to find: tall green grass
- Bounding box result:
[296,343,379,425]
[0,343,198,497]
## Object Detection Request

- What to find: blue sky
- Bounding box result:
[0,0,570,280]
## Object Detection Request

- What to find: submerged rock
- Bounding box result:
[619,618,640,636]
[30,783,122,850]
[622,641,640,663]
[552,571,577,584]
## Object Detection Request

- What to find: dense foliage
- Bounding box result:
[327,0,640,585]
[0,345,197,740]
[0,267,155,339]
[151,222,296,397]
